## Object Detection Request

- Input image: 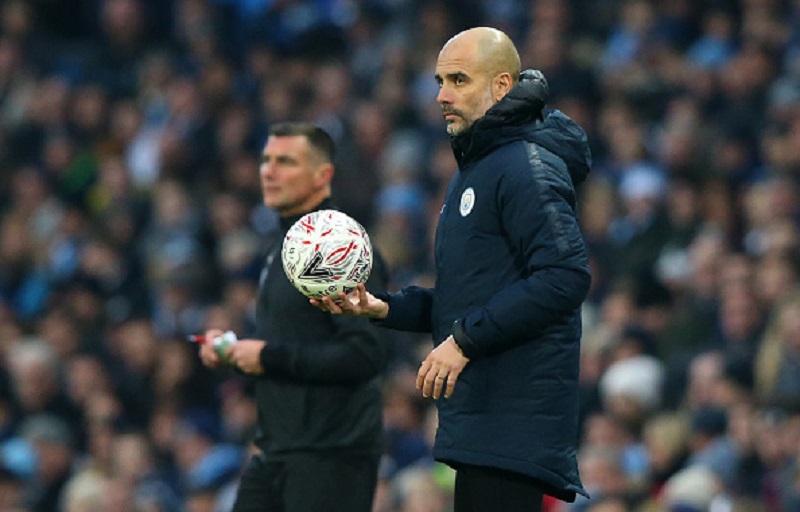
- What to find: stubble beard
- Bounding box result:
[445,112,473,137]
[443,88,495,137]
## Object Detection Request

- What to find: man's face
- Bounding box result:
[435,41,497,136]
[259,135,327,216]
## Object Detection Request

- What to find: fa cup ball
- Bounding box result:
[281,209,373,299]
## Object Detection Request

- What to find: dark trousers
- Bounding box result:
[231,450,379,512]
[454,464,544,512]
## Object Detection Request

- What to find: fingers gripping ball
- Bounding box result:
[281,210,373,299]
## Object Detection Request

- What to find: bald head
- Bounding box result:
[435,27,522,135]
[442,27,521,86]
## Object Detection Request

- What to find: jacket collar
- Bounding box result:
[450,69,549,167]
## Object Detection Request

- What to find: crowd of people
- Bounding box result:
[1,0,800,511]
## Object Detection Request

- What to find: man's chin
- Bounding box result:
[263,197,280,210]
[446,122,465,136]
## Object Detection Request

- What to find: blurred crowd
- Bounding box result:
[1,0,800,511]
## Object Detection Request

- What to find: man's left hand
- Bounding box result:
[226,340,266,375]
[417,336,470,399]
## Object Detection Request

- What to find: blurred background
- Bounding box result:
[0,0,799,511]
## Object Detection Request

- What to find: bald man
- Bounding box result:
[317,27,592,511]
[437,27,522,136]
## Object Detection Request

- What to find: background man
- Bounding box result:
[200,122,389,512]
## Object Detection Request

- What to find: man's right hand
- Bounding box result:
[199,328,224,368]
[311,284,389,319]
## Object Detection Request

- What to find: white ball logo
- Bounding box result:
[281,210,373,299]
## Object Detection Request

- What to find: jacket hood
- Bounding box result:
[528,110,592,185]
[451,69,591,185]
[482,69,550,127]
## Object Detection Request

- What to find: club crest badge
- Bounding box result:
[459,187,475,217]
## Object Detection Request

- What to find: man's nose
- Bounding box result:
[437,85,452,105]
[260,162,274,177]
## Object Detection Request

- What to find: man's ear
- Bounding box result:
[315,162,335,186]
[494,72,513,102]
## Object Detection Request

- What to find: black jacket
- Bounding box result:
[377,71,591,500]
[253,199,389,455]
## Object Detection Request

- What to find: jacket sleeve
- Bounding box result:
[372,285,435,333]
[258,316,388,384]
[257,252,391,384]
[453,143,591,359]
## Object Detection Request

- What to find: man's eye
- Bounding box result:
[456,77,465,85]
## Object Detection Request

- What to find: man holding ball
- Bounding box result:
[199,122,389,512]
[315,27,592,512]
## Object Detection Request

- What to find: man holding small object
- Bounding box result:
[198,122,389,512]
[314,27,592,511]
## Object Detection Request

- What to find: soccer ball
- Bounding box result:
[281,209,373,299]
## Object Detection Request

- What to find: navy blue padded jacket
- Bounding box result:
[377,70,592,501]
